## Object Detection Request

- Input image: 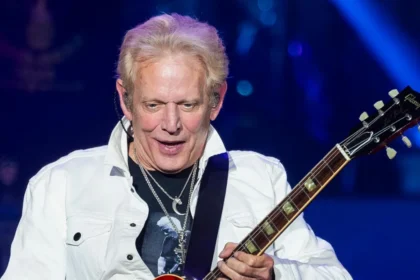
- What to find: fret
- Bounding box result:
[303,177,316,193]
[251,226,271,249]
[309,173,321,186]
[289,198,299,209]
[329,151,348,172]
[266,216,279,232]
[261,219,276,236]
[311,166,333,186]
[244,238,260,255]
[259,228,271,241]
[203,146,351,280]
[268,207,289,233]
[302,187,311,199]
[301,176,318,199]
[322,159,335,174]
[309,147,345,186]
[282,200,296,215]
[251,237,261,249]
[302,185,312,199]
[291,188,311,209]
[280,208,290,221]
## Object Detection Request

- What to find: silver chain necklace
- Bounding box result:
[142,162,195,216]
[133,147,197,265]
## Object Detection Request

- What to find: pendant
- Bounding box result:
[172,197,185,216]
[174,235,187,264]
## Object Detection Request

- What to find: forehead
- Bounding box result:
[134,54,207,100]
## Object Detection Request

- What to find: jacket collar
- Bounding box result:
[104,117,227,177]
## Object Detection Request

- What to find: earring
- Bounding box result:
[129,122,134,137]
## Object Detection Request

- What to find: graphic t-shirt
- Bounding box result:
[128,156,196,277]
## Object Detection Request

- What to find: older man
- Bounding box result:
[1,13,352,280]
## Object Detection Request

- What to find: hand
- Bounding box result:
[217,242,275,280]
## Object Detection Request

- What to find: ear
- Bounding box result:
[116,79,133,121]
[210,81,227,121]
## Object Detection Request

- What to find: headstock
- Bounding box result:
[342,86,420,159]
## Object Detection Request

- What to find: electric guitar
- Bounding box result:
[155,86,420,280]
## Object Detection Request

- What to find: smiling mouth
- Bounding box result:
[156,140,185,155]
[157,140,185,145]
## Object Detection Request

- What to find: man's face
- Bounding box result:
[118,54,225,174]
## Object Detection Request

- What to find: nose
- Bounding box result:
[161,103,181,134]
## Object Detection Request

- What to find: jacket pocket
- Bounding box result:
[65,216,113,279]
[66,216,112,246]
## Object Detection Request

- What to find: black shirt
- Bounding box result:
[128,156,196,277]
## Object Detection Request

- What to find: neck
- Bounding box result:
[128,141,157,172]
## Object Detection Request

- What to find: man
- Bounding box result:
[1,13,352,280]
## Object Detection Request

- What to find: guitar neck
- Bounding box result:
[203,144,350,280]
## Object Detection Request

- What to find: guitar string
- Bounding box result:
[370,115,410,140]
[160,99,401,278]
[204,147,343,280]
[205,148,342,279]
[206,99,401,279]
[339,102,398,148]
[204,148,341,280]
[344,102,398,145]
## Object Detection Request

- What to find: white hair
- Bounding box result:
[116,13,229,110]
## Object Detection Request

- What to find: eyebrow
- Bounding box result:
[141,97,202,103]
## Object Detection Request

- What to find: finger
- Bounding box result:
[234,252,274,269]
[219,242,238,258]
[225,255,267,278]
[217,260,254,280]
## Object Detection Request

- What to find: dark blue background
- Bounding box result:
[1,0,419,279]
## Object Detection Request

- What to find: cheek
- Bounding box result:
[135,112,161,131]
[182,115,211,149]
[182,115,208,134]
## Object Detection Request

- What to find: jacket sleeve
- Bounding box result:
[267,160,352,280]
[1,168,67,280]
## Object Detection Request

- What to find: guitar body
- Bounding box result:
[155,274,184,280]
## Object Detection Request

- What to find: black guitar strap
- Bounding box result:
[183,152,229,280]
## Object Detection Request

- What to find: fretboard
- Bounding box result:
[203,145,349,280]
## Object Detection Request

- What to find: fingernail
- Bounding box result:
[233,252,238,257]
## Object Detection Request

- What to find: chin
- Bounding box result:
[155,156,188,174]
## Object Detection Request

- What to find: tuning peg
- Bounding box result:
[374,100,385,110]
[389,89,399,98]
[402,135,412,148]
[359,112,369,122]
[386,146,397,160]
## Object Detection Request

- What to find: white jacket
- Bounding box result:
[1,120,352,280]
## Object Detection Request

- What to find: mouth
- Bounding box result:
[156,139,186,155]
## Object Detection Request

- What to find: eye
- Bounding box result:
[181,103,196,111]
[145,103,160,111]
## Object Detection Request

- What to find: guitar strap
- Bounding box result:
[183,152,229,280]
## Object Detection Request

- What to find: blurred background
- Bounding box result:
[0,0,419,279]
